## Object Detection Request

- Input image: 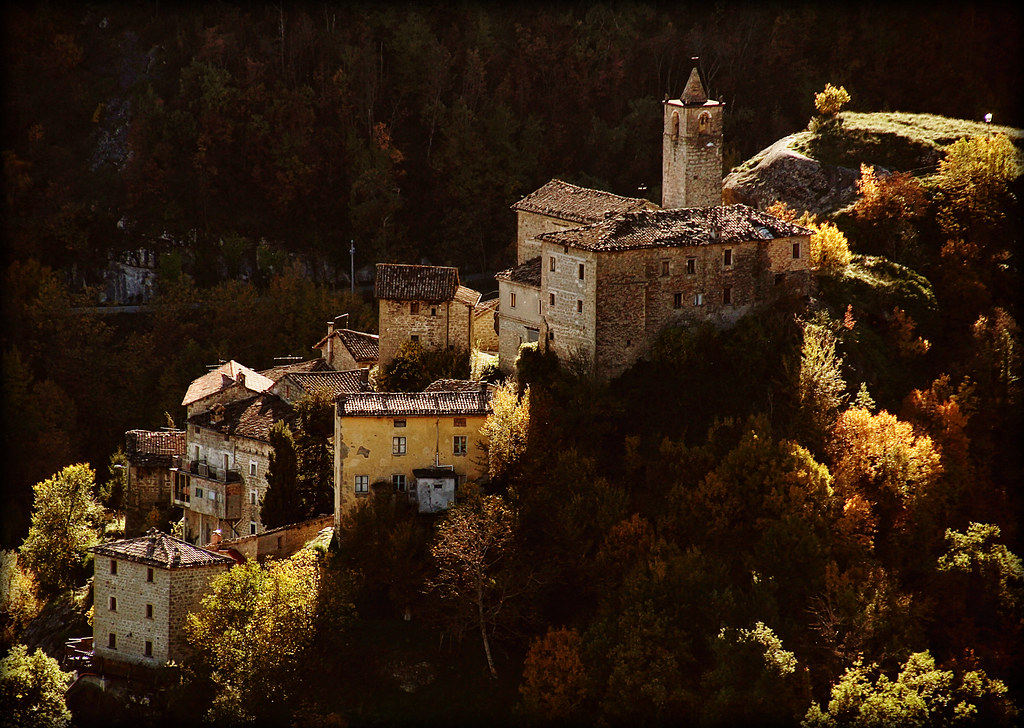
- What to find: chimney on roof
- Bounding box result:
[237,371,245,388]
[210,529,222,548]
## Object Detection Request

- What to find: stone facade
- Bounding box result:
[334,386,491,524]
[375,264,482,368]
[496,257,543,373]
[173,394,295,544]
[90,533,233,668]
[124,430,185,537]
[662,67,724,209]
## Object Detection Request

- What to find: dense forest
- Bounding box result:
[2,3,1023,726]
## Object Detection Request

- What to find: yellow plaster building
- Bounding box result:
[334,381,491,522]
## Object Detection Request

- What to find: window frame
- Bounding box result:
[578,263,585,280]
[509,291,517,308]
[392,474,407,492]
[146,567,154,583]
[686,258,696,275]
[354,475,369,494]
[146,603,154,619]
[145,641,153,658]
[673,292,683,309]
[108,633,117,650]
[549,256,556,272]
[109,559,118,576]
[723,286,732,305]
[453,435,468,456]
[723,248,733,267]
[410,301,420,315]
[109,596,117,612]
[792,242,801,259]
[392,436,407,456]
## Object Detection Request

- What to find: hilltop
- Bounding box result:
[724,111,1024,216]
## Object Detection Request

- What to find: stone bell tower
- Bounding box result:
[662,63,724,209]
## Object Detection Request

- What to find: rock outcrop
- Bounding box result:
[723,134,861,217]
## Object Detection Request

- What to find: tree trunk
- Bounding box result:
[477,581,497,678]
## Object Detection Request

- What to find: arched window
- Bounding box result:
[698,111,712,134]
[670,111,680,139]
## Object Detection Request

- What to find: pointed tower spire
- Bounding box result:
[680,65,708,105]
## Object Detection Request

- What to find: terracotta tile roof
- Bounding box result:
[311,329,380,363]
[125,429,186,468]
[286,370,369,399]
[537,204,812,252]
[188,394,295,442]
[496,256,542,287]
[89,530,234,569]
[511,179,657,225]
[259,358,332,382]
[454,285,482,307]
[338,389,491,417]
[424,379,488,392]
[375,263,460,302]
[182,361,275,407]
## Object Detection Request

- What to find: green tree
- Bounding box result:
[99,448,128,522]
[804,651,1016,728]
[0,644,72,728]
[18,464,101,595]
[293,392,335,518]
[260,421,301,529]
[932,134,1019,245]
[185,549,343,724]
[701,622,809,726]
[798,314,848,453]
[377,340,430,393]
[428,491,517,678]
[0,551,41,651]
[480,380,530,483]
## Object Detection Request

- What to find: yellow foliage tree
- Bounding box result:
[480,379,530,481]
[814,83,850,116]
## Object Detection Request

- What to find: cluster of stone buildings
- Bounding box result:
[91,65,813,673]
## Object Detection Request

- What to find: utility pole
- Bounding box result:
[350,240,355,297]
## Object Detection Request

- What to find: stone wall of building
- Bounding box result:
[471,300,500,353]
[125,467,173,537]
[517,212,579,263]
[378,299,474,367]
[540,244,598,367]
[167,563,231,663]
[182,426,270,544]
[662,101,724,209]
[497,279,543,373]
[92,555,172,667]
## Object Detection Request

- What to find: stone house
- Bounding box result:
[496,64,812,380]
[173,393,295,545]
[123,429,185,537]
[375,263,483,368]
[88,530,234,668]
[537,205,813,380]
[312,315,380,371]
[334,382,491,522]
[180,360,275,419]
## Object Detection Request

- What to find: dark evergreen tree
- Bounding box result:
[260,421,300,529]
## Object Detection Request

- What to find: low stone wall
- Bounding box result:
[217,515,333,562]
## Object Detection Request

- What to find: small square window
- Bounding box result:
[249,462,257,477]
[453,436,468,455]
[108,633,117,650]
[195,486,203,499]
[673,293,683,309]
[577,300,583,313]
[145,641,153,657]
[431,307,437,317]
[146,603,154,619]
[694,293,705,306]
[792,242,801,259]
[147,567,154,583]
[393,436,407,455]
[393,419,407,428]
[410,334,419,343]
[392,474,407,492]
[549,257,556,272]
[453,417,467,427]
[723,248,733,267]
[110,560,118,576]
[661,260,670,277]
[250,490,257,505]
[410,302,420,315]
[686,258,696,274]
[250,521,257,535]
[355,475,369,494]
[109,596,117,611]
[578,263,585,280]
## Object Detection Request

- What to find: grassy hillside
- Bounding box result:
[790,111,1024,172]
